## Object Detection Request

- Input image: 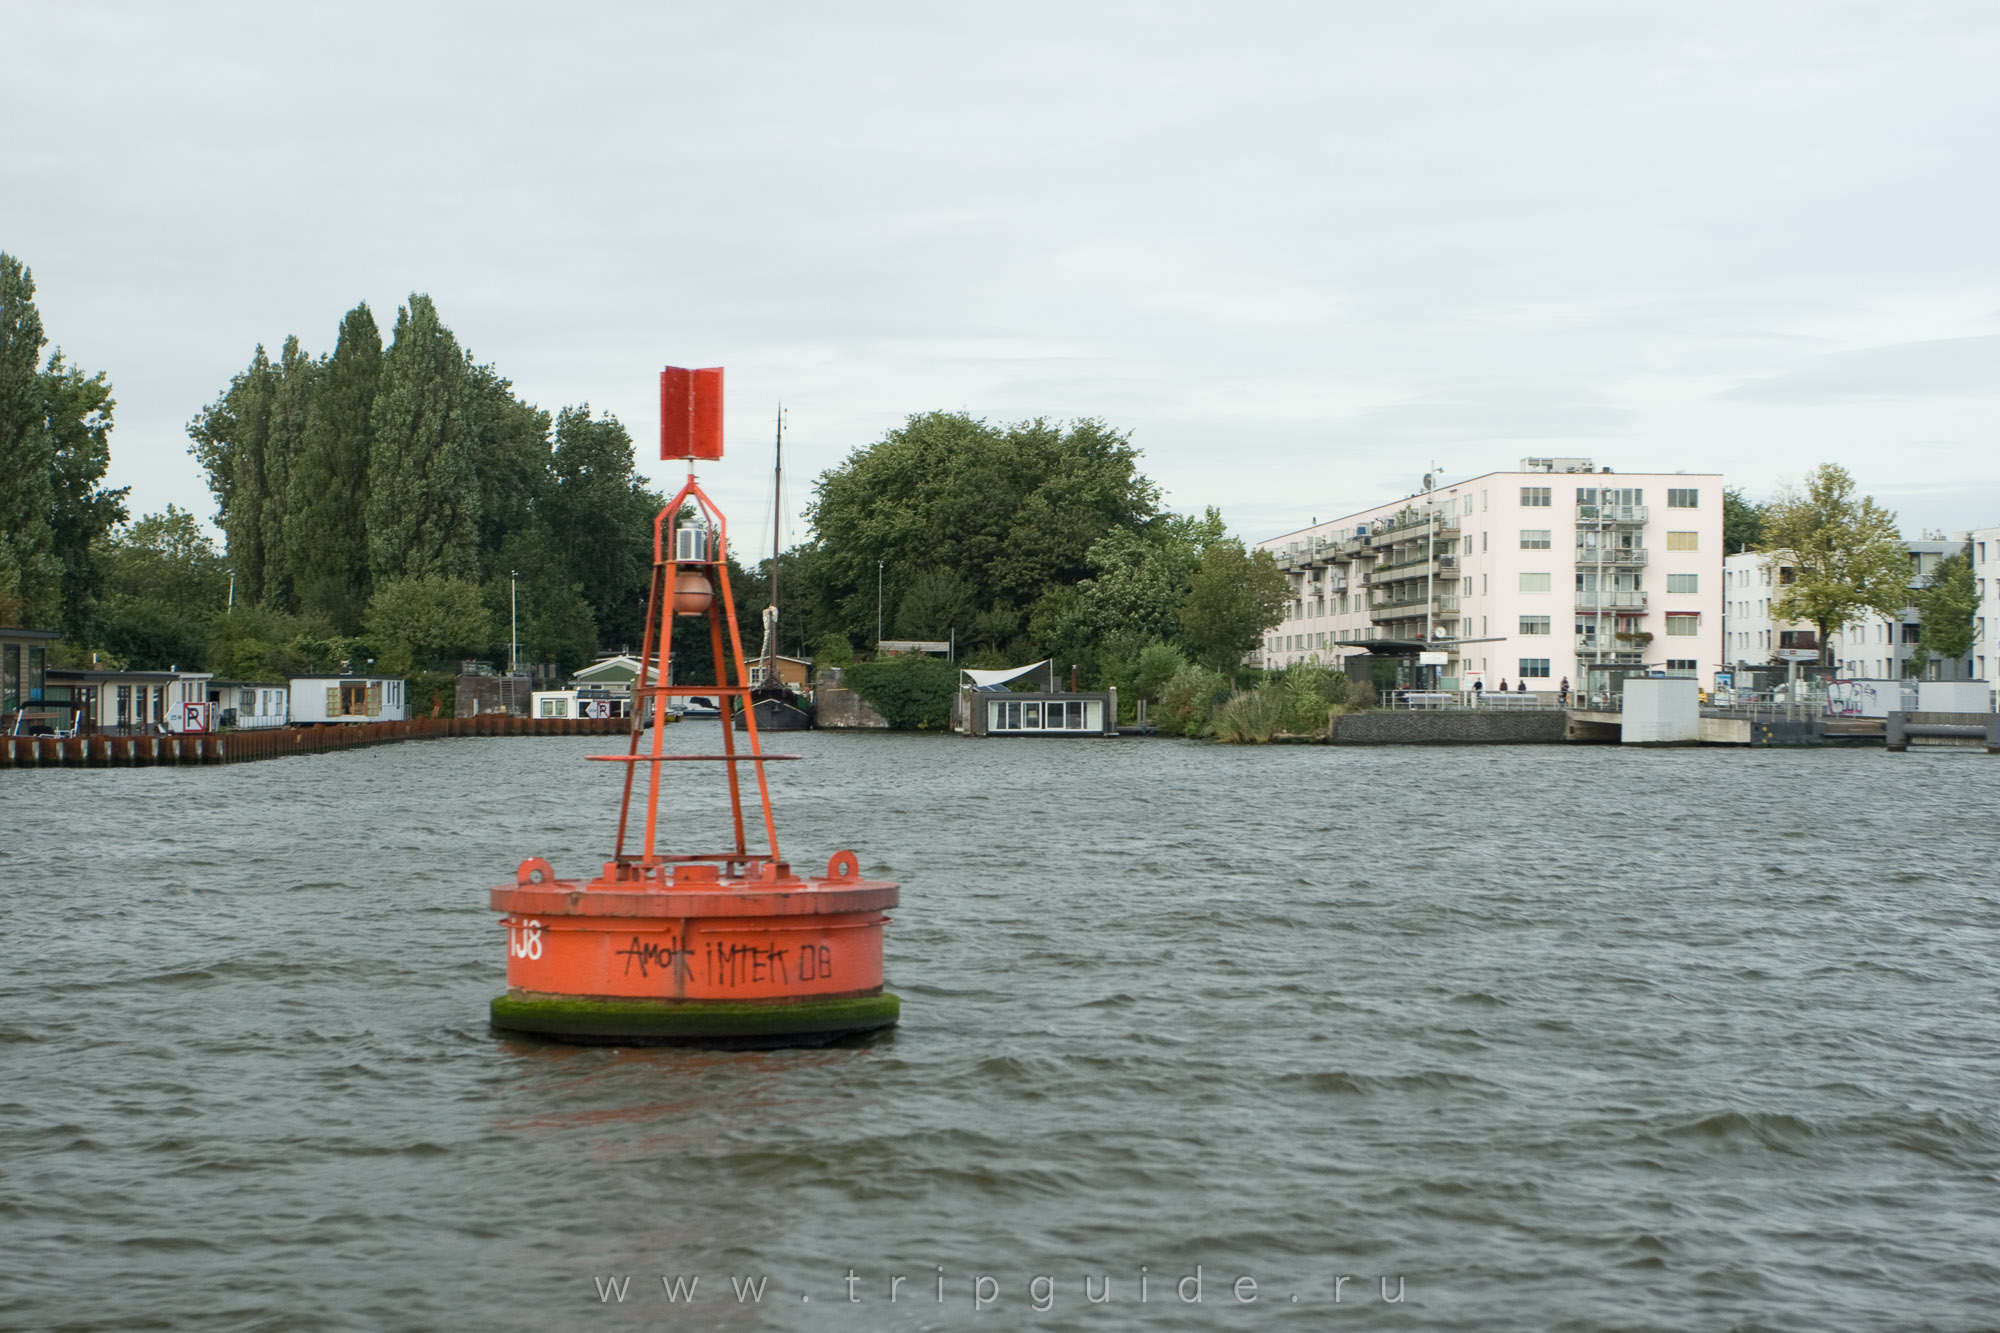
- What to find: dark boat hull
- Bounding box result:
[736,691,812,731]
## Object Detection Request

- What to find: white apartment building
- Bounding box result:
[1722,538,1973,681]
[1971,526,2000,683]
[1256,458,1723,691]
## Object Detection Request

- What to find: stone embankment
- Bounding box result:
[1328,709,1571,745]
[0,714,628,769]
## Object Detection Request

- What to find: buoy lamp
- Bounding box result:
[489,366,899,1047]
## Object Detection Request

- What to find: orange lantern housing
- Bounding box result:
[490,376,898,1047]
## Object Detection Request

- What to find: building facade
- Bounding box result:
[1974,527,2000,685]
[1721,538,1974,682]
[1256,458,1723,691]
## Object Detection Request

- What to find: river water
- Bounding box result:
[3,730,1998,1331]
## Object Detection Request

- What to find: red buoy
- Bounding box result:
[489,367,898,1046]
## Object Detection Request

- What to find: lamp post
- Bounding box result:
[510,570,518,676]
[226,568,235,614]
[876,561,884,649]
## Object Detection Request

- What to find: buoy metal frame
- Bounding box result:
[490,468,899,1047]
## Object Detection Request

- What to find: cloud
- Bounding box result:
[1721,335,2000,403]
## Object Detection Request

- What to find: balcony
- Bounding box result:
[1577,503,1648,525]
[1575,591,1649,612]
[1574,546,1648,567]
[1370,593,1459,620]
[1574,637,1646,661]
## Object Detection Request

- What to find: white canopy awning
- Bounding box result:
[963,660,1050,689]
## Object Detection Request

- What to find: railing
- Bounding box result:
[1370,593,1459,619]
[1377,688,1567,710]
[1574,637,1646,659]
[1577,503,1648,524]
[1575,592,1648,611]
[1575,547,1647,566]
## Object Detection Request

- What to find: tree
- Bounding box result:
[364,574,492,669]
[287,303,381,629]
[96,507,229,669]
[0,253,57,627]
[189,345,279,608]
[539,405,658,651]
[43,351,127,640]
[1910,545,1976,679]
[0,253,127,635]
[1028,507,1227,682]
[258,335,318,610]
[1761,464,1910,668]
[366,294,480,583]
[1179,538,1289,678]
[1132,642,1188,703]
[1723,486,1766,554]
[893,567,974,640]
[799,411,1160,651]
[466,362,551,581]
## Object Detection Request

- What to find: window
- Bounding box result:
[1520,529,1551,549]
[1777,565,1794,585]
[1901,623,1920,644]
[1665,613,1700,637]
[1519,572,1551,593]
[1520,487,1551,507]
[1665,658,1697,672]
[1462,577,1472,595]
[1463,496,1473,514]
[1518,658,1550,678]
[1519,616,1551,635]
[1667,488,1699,508]
[1667,573,1698,593]
[1665,531,1698,551]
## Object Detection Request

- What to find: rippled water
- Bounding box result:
[4,731,1999,1331]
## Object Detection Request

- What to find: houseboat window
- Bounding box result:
[1024,702,1041,728]
[341,680,368,715]
[1066,701,1084,729]
[1,644,16,713]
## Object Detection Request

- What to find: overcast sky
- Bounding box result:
[7,2,1997,557]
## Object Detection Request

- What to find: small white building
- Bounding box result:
[290,676,407,724]
[209,679,291,730]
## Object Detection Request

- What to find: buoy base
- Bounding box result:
[490,989,900,1049]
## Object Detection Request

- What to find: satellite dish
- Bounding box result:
[1422,472,1434,491]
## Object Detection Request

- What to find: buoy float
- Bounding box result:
[489,365,898,1047]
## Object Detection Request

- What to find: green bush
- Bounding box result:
[1210,687,1285,743]
[406,669,457,718]
[842,653,960,730]
[1156,664,1231,736]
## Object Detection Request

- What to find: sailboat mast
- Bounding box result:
[772,405,782,614]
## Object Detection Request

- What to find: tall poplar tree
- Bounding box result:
[43,350,127,639]
[0,253,127,634]
[259,335,319,610]
[465,362,551,579]
[189,345,279,604]
[287,303,381,629]
[0,253,58,625]
[366,294,480,582]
